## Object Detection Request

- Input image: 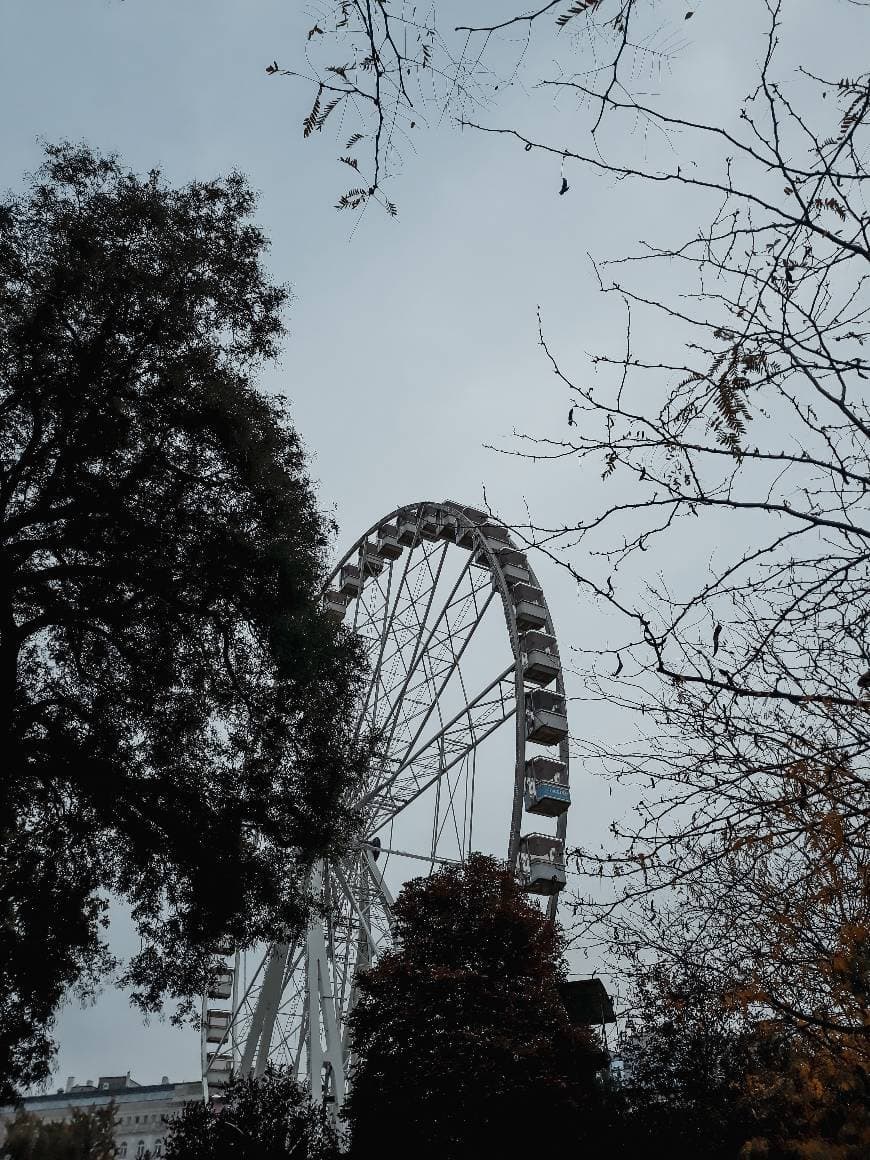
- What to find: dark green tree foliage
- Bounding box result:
[343,855,607,1158]
[163,1068,339,1160]
[0,143,367,1099]
[1,1104,116,1160]
[612,970,758,1158]
[609,966,870,1159]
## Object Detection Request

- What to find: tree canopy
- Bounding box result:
[343,855,607,1158]
[1,1105,116,1160]
[609,963,870,1159]
[0,143,367,1099]
[163,1068,339,1160]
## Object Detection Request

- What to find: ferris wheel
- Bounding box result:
[200,500,571,1108]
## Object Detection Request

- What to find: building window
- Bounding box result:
[119,1144,128,1158]
[136,1141,145,1158]
[154,1139,163,1157]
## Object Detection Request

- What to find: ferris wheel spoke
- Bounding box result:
[380,565,486,682]
[350,572,438,749]
[432,754,467,857]
[397,540,450,676]
[270,1006,305,1068]
[400,584,495,772]
[386,584,495,735]
[375,708,513,832]
[292,1014,308,1078]
[396,663,514,775]
[275,991,304,1023]
[363,667,509,815]
[398,566,489,688]
[353,528,420,741]
[370,582,496,783]
[366,665,516,832]
[280,945,306,1000]
[372,545,475,746]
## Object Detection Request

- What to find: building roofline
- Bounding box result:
[2,1081,200,1112]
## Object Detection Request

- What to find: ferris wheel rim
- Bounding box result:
[325,498,568,864]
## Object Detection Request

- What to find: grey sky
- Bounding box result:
[2,0,862,1091]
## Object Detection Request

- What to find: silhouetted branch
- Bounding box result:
[490,4,870,1058]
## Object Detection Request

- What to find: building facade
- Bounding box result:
[0,1074,202,1158]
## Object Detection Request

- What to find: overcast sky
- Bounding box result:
[2,0,863,1091]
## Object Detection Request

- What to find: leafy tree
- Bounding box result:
[343,854,607,1159]
[0,143,368,1099]
[739,1037,870,1159]
[1,1104,116,1160]
[612,968,763,1159]
[611,965,870,1159]
[605,778,870,1078]
[163,1068,339,1160]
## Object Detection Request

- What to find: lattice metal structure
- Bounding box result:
[200,500,571,1112]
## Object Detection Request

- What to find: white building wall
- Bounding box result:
[0,1080,202,1158]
